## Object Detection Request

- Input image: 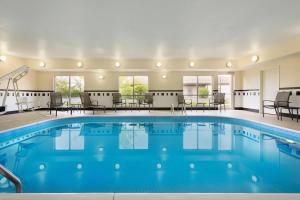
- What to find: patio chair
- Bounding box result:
[112,93,126,112]
[177,93,192,111]
[80,92,106,114]
[209,92,225,111]
[139,93,154,112]
[262,91,291,120]
[48,92,65,116]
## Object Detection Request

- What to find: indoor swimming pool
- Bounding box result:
[0,116,300,193]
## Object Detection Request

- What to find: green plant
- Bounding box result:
[198,87,209,98]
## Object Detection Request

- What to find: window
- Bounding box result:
[55,125,84,150]
[218,75,232,108]
[183,76,212,105]
[119,76,148,102]
[183,123,212,150]
[119,123,148,149]
[54,76,84,104]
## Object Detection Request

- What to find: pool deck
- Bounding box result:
[0,109,299,132]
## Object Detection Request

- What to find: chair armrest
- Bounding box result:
[263,100,275,103]
[262,100,275,106]
[184,99,192,104]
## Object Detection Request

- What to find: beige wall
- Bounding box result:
[36,70,232,91]
[238,52,300,90]
[0,55,37,90]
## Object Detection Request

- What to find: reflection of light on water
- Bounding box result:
[156,163,162,169]
[251,175,258,183]
[115,163,120,170]
[98,147,104,152]
[227,162,233,169]
[39,164,46,170]
[189,163,195,169]
[0,177,9,188]
[77,163,83,170]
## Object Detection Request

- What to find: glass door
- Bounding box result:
[218,75,232,108]
[55,76,70,105]
[54,76,84,105]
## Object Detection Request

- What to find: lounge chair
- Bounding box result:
[209,93,225,111]
[139,93,154,112]
[177,93,192,111]
[112,93,126,112]
[48,92,65,116]
[80,92,106,114]
[262,91,291,120]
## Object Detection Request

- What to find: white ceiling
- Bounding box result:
[0,0,300,60]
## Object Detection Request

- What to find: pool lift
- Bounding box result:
[0,66,30,114]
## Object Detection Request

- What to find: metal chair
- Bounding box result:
[80,92,106,114]
[262,91,291,120]
[48,92,65,116]
[209,93,225,111]
[112,93,126,112]
[177,93,192,111]
[139,93,154,112]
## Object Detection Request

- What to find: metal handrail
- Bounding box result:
[0,164,22,193]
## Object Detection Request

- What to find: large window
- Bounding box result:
[55,76,84,104]
[218,75,232,108]
[183,76,212,105]
[119,76,148,102]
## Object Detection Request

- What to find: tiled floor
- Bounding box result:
[0,109,299,132]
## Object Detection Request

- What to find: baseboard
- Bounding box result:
[234,107,259,113]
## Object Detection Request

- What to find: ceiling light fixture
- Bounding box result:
[251,55,259,63]
[189,62,195,68]
[99,75,104,80]
[115,62,121,68]
[39,61,46,68]
[77,61,83,68]
[0,55,7,62]
[226,61,233,68]
[156,62,162,68]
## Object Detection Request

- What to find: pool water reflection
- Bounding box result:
[0,117,300,193]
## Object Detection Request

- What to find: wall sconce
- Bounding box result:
[226,61,233,68]
[115,62,120,68]
[0,55,7,62]
[99,75,104,79]
[77,61,83,68]
[189,62,195,68]
[251,55,259,63]
[39,61,46,68]
[162,75,167,79]
[156,62,162,68]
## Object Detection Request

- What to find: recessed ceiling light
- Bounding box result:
[189,62,195,68]
[251,55,259,63]
[162,75,167,79]
[0,55,7,62]
[99,75,104,79]
[115,62,120,68]
[77,61,83,68]
[156,62,162,68]
[226,62,233,68]
[39,61,46,68]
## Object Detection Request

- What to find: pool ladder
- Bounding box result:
[0,164,22,193]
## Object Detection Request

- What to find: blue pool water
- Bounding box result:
[0,116,300,193]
